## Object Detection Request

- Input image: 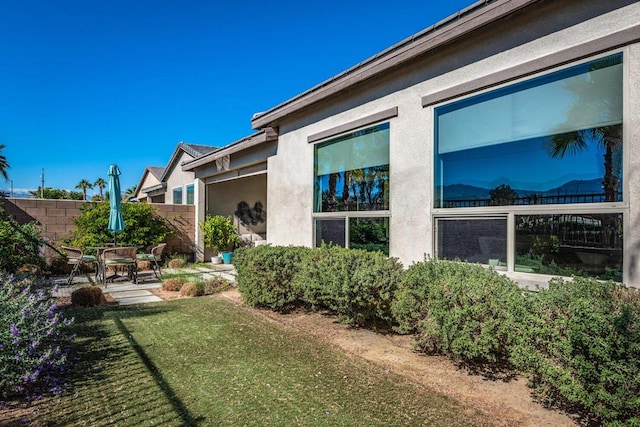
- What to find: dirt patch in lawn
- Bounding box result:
[213,288,577,427]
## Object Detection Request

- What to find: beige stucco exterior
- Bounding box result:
[165,151,197,204]
[259,1,640,286]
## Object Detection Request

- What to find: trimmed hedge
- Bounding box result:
[392,258,524,364]
[235,246,640,424]
[295,245,403,327]
[234,245,310,311]
[510,277,640,425]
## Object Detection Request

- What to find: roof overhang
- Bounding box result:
[140,183,167,196]
[182,128,278,171]
[250,0,539,130]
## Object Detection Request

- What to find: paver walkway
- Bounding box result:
[53,263,237,305]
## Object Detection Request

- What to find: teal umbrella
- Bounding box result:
[108,164,125,243]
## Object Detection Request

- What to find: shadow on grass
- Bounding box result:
[28,303,204,426]
[112,315,204,426]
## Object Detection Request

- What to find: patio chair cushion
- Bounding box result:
[136,253,160,261]
[68,255,97,263]
[104,258,135,265]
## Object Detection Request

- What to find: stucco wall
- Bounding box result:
[1,198,195,257]
[165,151,195,204]
[136,171,161,202]
[265,2,640,285]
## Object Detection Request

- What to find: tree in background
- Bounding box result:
[122,185,137,202]
[28,187,83,200]
[0,144,9,181]
[75,179,93,201]
[93,177,107,199]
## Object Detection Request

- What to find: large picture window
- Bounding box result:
[313,123,390,254]
[433,53,625,281]
[435,53,623,208]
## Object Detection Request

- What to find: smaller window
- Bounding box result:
[172,187,183,205]
[315,217,389,255]
[186,184,195,205]
[436,217,507,268]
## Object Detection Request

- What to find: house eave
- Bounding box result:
[250,0,540,130]
[182,128,278,171]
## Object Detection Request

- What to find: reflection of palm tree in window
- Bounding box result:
[543,56,622,202]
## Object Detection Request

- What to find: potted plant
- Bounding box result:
[200,215,240,264]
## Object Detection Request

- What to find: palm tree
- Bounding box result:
[75,179,93,201]
[0,144,10,181]
[122,185,137,202]
[544,126,622,202]
[543,55,623,203]
[93,177,107,199]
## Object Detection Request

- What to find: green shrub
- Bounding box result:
[69,201,172,248]
[0,218,46,274]
[295,245,403,327]
[203,277,231,295]
[510,277,640,425]
[392,259,523,365]
[0,274,73,397]
[71,286,106,307]
[234,245,310,311]
[162,277,187,292]
[200,215,240,254]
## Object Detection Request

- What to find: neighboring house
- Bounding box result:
[134,142,218,204]
[134,166,165,203]
[182,128,277,258]
[249,0,640,287]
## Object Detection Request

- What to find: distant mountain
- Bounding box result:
[0,190,33,199]
[542,179,603,196]
[440,178,605,201]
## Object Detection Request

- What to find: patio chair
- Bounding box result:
[101,246,138,287]
[136,243,167,279]
[61,246,98,285]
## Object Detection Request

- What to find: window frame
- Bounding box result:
[430,49,628,282]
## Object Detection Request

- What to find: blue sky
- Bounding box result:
[0,0,473,197]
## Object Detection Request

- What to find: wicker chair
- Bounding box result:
[136,243,167,279]
[101,246,138,287]
[61,246,98,285]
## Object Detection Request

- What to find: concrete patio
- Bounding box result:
[53,264,237,305]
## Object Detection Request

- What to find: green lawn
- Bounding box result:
[26,297,490,426]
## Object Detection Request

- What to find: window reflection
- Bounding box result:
[314,123,390,212]
[434,54,623,208]
[349,217,389,255]
[515,213,623,281]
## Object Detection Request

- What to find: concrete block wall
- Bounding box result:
[0,198,195,258]
[151,203,197,257]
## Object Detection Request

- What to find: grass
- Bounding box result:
[13,298,490,426]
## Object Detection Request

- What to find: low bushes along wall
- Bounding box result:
[235,246,640,425]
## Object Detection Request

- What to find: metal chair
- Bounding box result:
[61,246,98,285]
[136,243,167,279]
[101,246,138,287]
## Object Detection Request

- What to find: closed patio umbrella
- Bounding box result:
[108,164,125,244]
